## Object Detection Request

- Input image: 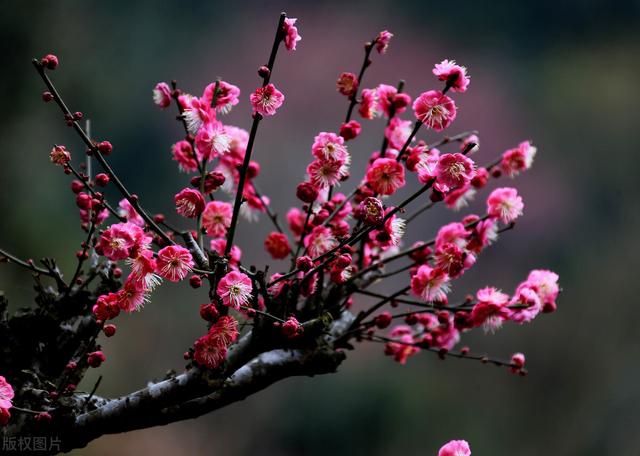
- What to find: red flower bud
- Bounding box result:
[95,173,110,187]
[71,180,84,194]
[199,303,219,322]
[87,351,106,368]
[41,54,59,70]
[97,141,113,156]
[296,182,318,203]
[189,275,203,289]
[339,120,361,141]
[296,256,314,271]
[103,324,117,337]
[374,311,392,329]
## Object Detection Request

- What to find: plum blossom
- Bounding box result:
[307,158,349,189]
[312,132,349,162]
[413,90,457,131]
[210,238,242,266]
[365,158,406,195]
[384,325,419,364]
[358,88,380,119]
[411,264,450,302]
[195,120,231,161]
[435,153,476,190]
[444,184,477,210]
[92,293,121,321]
[501,141,537,177]
[193,316,239,369]
[0,376,14,411]
[118,198,145,227]
[438,440,471,456]
[155,245,194,282]
[217,271,253,310]
[283,18,302,51]
[97,222,148,261]
[305,225,338,258]
[153,82,172,108]
[339,120,361,140]
[370,213,405,250]
[180,94,213,135]
[435,222,471,250]
[265,232,291,259]
[117,276,148,312]
[336,72,358,97]
[526,269,560,312]
[193,333,226,369]
[470,287,510,332]
[250,83,285,116]
[50,145,70,165]
[202,81,241,114]
[172,140,199,173]
[129,249,161,290]
[202,201,233,237]
[433,59,471,93]
[174,188,205,219]
[487,187,524,223]
[375,30,393,53]
[508,284,542,323]
[385,117,413,150]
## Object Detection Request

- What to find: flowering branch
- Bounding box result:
[0,18,556,453]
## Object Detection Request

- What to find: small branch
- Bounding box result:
[33,60,174,246]
[225,12,287,257]
[252,183,285,235]
[0,248,56,277]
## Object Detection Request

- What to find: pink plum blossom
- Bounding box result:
[411,264,450,302]
[413,90,457,131]
[283,18,302,51]
[250,83,285,116]
[438,439,471,456]
[202,201,233,237]
[375,30,393,53]
[487,187,524,223]
[174,188,205,219]
[153,82,172,108]
[155,245,194,282]
[433,59,471,93]
[217,271,253,310]
[435,153,476,190]
[365,158,406,195]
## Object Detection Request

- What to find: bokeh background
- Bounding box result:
[1,0,639,454]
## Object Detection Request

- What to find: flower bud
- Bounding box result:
[35,412,53,424]
[199,303,219,322]
[247,161,260,179]
[374,311,392,329]
[296,182,318,203]
[189,275,203,289]
[357,197,384,226]
[50,145,71,166]
[75,192,92,210]
[87,351,106,368]
[296,256,314,271]
[41,53,59,70]
[97,141,113,156]
[95,173,110,187]
[282,316,303,338]
[103,324,117,337]
[339,120,361,141]
[258,66,270,78]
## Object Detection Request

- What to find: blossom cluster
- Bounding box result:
[0,13,559,440]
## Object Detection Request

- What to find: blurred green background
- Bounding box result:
[1,0,639,454]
